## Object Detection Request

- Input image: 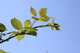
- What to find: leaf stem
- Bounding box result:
[31,20,36,27]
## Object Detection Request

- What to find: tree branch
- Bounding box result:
[0,34,17,44]
[0,24,52,44]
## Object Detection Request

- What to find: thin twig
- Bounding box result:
[0,34,16,44]
[31,20,36,27]
[33,25,51,28]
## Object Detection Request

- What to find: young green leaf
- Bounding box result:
[11,18,23,30]
[0,23,7,32]
[39,8,47,17]
[30,7,36,16]
[54,23,60,30]
[16,35,24,40]
[38,16,50,22]
[51,23,60,30]
[24,20,31,28]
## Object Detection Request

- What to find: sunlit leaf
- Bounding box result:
[11,18,23,30]
[0,49,9,53]
[39,8,47,17]
[0,23,7,32]
[32,16,38,20]
[30,7,36,16]
[38,16,50,22]
[24,20,31,28]
[16,35,24,40]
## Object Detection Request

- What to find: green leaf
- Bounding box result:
[25,28,37,36]
[25,28,37,33]
[39,8,47,17]
[0,23,7,32]
[27,31,37,36]
[30,7,36,16]
[38,16,50,22]
[32,16,38,20]
[24,20,31,28]
[16,35,24,40]
[11,18,23,30]
[0,49,9,53]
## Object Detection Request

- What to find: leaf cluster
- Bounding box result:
[0,7,60,43]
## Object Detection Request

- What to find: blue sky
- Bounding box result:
[0,0,80,53]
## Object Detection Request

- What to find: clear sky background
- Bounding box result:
[0,0,80,53]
